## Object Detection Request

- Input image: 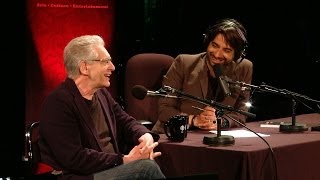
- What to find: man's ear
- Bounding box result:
[79,61,88,75]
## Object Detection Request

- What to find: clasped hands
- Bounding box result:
[123,133,161,164]
[192,106,217,130]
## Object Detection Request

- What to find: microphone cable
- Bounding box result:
[139,84,277,179]
[224,113,278,180]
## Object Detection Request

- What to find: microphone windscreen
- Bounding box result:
[131,85,148,100]
[212,64,223,77]
[213,64,231,96]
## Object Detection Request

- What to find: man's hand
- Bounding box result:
[193,106,217,130]
[123,133,162,164]
[138,133,154,147]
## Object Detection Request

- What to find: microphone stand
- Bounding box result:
[259,85,309,132]
[162,85,256,146]
[232,82,320,132]
[202,109,235,146]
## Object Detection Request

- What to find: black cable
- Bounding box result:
[161,85,278,179]
[224,113,278,180]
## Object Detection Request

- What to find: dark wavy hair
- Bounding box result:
[203,18,248,62]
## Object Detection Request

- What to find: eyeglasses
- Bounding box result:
[87,58,112,65]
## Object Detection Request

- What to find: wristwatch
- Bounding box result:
[221,119,230,128]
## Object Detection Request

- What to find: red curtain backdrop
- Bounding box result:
[26,0,115,125]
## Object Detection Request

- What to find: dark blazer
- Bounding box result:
[152,52,253,133]
[38,78,159,180]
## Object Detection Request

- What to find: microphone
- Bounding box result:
[212,64,231,97]
[227,80,251,91]
[131,85,178,100]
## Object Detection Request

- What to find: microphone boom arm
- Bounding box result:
[162,85,256,119]
[228,80,320,104]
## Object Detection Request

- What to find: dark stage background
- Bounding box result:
[114,0,320,121]
[3,0,319,178]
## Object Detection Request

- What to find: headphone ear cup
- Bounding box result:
[236,43,247,63]
[203,33,209,48]
[241,44,247,58]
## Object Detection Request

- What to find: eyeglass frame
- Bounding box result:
[86,58,112,65]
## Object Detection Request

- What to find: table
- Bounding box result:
[155,113,320,180]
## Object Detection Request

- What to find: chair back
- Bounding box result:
[25,121,41,172]
[124,53,174,128]
[24,121,56,178]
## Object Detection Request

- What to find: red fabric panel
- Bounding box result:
[35,162,54,175]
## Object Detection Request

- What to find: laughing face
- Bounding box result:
[206,33,235,66]
[85,46,115,88]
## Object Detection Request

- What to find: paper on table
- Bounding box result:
[209,129,270,138]
[260,121,284,128]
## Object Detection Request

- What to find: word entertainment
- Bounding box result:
[36,3,108,9]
